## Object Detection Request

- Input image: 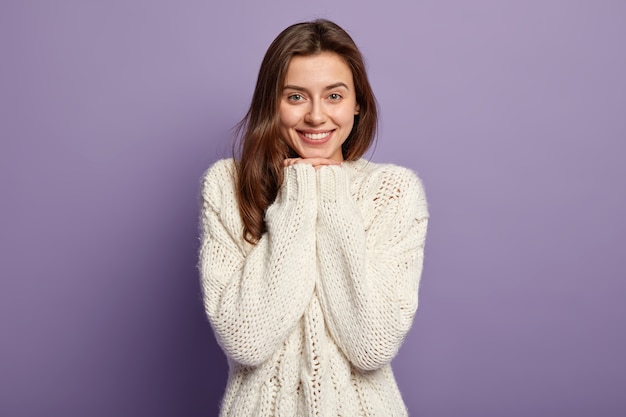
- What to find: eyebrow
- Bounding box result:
[283,82,350,92]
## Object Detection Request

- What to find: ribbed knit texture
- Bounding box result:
[199,158,429,417]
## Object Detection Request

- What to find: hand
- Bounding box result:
[283,157,342,170]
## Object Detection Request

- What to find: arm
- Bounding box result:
[315,164,429,371]
[199,161,317,367]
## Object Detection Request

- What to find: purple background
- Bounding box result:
[1,1,625,416]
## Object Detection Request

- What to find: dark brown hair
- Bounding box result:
[235,19,378,244]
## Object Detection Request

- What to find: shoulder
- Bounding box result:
[202,158,236,185]
[200,158,237,211]
[347,159,429,219]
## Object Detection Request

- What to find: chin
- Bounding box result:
[293,149,326,159]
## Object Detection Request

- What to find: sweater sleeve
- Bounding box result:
[199,160,317,367]
[314,164,429,371]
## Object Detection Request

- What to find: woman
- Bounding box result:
[199,19,429,417]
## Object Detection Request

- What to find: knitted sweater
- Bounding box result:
[199,158,429,417]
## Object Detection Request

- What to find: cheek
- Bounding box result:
[337,105,357,130]
[278,104,299,129]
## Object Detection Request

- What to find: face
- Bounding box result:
[279,52,360,161]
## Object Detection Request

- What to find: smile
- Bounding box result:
[298,130,334,143]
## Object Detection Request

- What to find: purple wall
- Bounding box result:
[1,1,625,416]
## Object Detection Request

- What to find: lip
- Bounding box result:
[297,129,335,146]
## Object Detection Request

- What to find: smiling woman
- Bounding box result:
[198,19,429,417]
[279,52,360,161]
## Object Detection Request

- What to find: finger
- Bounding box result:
[284,157,342,168]
[283,158,302,166]
[304,158,342,166]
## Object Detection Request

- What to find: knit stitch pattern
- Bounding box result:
[199,158,429,417]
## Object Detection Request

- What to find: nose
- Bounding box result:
[304,100,327,125]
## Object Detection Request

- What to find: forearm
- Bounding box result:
[200,163,318,367]
[315,165,428,370]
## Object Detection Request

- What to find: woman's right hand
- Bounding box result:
[283,157,342,170]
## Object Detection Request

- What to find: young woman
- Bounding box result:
[199,19,429,417]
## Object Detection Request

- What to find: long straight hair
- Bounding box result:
[235,19,378,244]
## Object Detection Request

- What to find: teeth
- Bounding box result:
[303,131,330,140]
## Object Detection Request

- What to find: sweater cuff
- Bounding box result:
[317,165,351,203]
[281,163,317,202]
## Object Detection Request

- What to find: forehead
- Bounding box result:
[284,52,354,87]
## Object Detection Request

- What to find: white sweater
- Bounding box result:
[199,158,429,417]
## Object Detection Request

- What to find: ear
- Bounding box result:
[355,103,360,115]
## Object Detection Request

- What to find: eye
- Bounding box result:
[287,93,303,102]
[328,93,342,101]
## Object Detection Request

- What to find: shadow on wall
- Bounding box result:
[186,289,228,415]
[120,148,231,416]
[175,157,230,415]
